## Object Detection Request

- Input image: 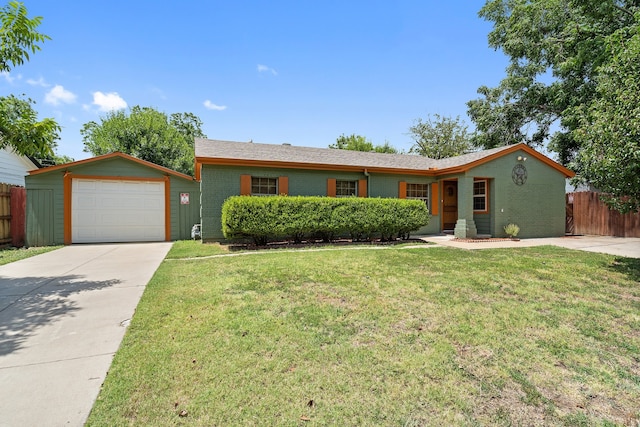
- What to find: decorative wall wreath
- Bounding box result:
[512,164,527,186]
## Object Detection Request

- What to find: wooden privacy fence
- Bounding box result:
[0,183,27,247]
[566,192,640,238]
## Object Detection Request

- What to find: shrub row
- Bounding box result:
[221,196,430,245]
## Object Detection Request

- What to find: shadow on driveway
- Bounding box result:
[0,275,120,356]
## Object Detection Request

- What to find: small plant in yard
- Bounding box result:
[504,223,520,238]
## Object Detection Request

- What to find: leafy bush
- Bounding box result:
[221,196,429,245]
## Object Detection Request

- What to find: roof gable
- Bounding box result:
[28,152,195,181]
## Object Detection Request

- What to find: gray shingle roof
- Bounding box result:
[434,145,518,169]
[194,138,517,172]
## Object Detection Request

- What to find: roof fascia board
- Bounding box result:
[434,144,575,178]
[29,151,195,181]
[196,157,437,176]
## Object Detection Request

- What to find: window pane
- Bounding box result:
[473,181,485,195]
[406,183,429,205]
[336,180,357,197]
[251,177,277,195]
[473,180,486,211]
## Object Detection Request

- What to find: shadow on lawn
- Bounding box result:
[609,257,640,283]
[0,275,120,356]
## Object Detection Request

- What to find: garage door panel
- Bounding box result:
[117,197,146,210]
[75,180,97,191]
[144,198,163,209]
[72,179,165,243]
[74,212,97,227]
[75,196,97,209]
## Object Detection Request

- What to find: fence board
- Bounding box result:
[10,186,26,247]
[567,192,640,237]
[0,183,10,244]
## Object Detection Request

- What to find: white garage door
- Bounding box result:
[72,179,165,243]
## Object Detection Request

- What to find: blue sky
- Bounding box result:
[1,1,508,161]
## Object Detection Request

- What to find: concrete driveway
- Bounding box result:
[0,243,172,427]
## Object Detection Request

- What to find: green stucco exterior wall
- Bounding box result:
[25,156,199,246]
[200,165,440,241]
[464,148,567,238]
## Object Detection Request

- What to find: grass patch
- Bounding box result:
[0,246,62,266]
[87,246,640,426]
[165,240,230,259]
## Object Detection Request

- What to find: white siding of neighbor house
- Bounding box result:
[0,148,38,186]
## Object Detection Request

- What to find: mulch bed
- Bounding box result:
[453,238,520,243]
[228,238,429,251]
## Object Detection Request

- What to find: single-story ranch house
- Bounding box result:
[194,138,574,241]
[24,138,574,245]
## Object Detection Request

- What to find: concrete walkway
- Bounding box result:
[0,243,172,427]
[421,234,640,258]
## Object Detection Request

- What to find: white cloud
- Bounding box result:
[203,100,227,111]
[1,71,20,84]
[149,86,167,100]
[92,91,127,111]
[257,64,277,76]
[45,85,77,105]
[27,77,49,87]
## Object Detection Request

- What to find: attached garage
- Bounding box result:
[25,152,200,246]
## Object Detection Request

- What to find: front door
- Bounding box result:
[442,180,458,230]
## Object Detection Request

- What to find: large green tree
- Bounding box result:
[467,0,640,165]
[0,95,59,157]
[572,22,640,212]
[81,106,206,175]
[408,114,474,159]
[330,134,397,153]
[0,1,59,157]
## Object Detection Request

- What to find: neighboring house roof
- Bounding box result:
[28,151,195,181]
[194,138,575,179]
[0,147,41,186]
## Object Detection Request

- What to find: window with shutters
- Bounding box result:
[251,177,277,195]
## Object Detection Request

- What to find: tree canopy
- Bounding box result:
[0,95,59,157]
[572,21,640,212]
[0,1,49,72]
[81,106,206,176]
[467,0,640,164]
[408,114,474,159]
[0,1,59,157]
[329,134,397,153]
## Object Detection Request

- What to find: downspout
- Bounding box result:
[364,168,370,197]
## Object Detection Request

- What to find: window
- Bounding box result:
[473,180,487,212]
[406,183,429,205]
[251,177,277,195]
[336,180,357,197]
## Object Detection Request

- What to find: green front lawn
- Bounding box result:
[0,245,62,266]
[87,245,640,426]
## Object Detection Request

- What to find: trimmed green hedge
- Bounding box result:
[221,196,430,245]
